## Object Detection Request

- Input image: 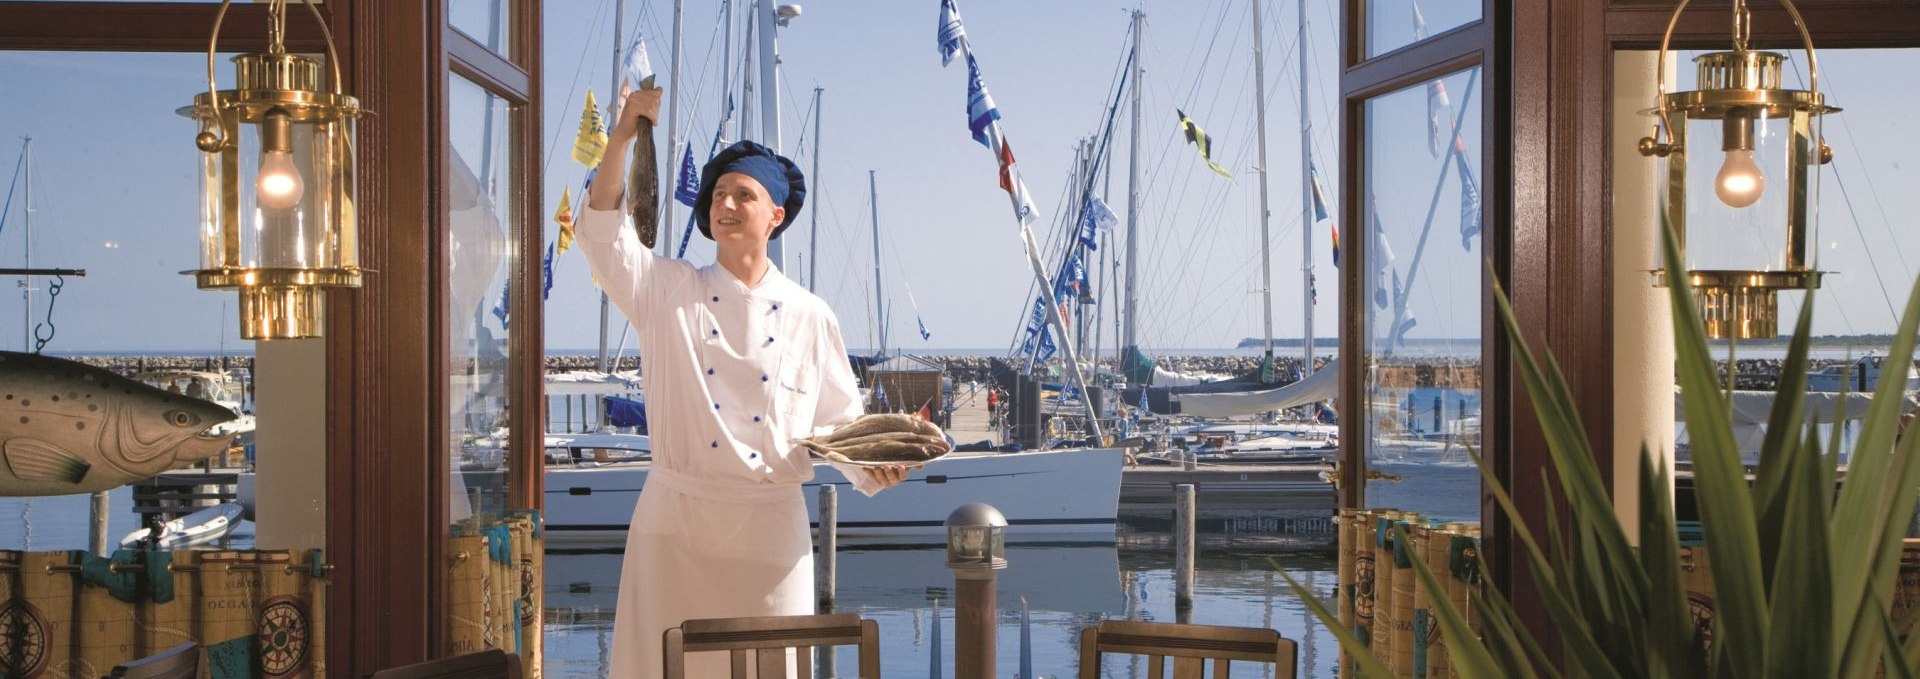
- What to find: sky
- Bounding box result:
[0,1,1915,356]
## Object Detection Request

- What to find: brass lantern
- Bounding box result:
[184,0,362,339]
[1639,0,1837,339]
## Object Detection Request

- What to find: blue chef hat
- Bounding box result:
[694,140,807,240]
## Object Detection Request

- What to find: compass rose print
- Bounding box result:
[257,598,310,676]
[0,599,49,679]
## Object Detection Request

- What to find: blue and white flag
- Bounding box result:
[876,382,891,410]
[965,53,1001,150]
[1310,163,1331,222]
[1368,197,1397,310]
[918,316,933,341]
[1455,145,1481,250]
[541,242,555,300]
[1136,386,1149,417]
[937,0,968,67]
[1018,297,1056,362]
[491,280,511,329]
[1079,196,1117,250]
[674,141,700,207]
[623,35,654,88]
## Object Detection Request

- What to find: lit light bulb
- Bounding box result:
[256,149,304,209]
[1715,149,1764,208]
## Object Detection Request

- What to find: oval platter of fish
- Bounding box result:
[795,413,953,466]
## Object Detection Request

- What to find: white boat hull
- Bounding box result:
[543,447,1126,545]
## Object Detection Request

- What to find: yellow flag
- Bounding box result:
[554,186,576,255]
[571,89,609,167]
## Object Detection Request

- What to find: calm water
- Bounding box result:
[540,546,1344,679]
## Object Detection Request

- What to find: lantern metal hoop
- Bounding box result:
[194,0,350,153]
[1639,0,1837,159]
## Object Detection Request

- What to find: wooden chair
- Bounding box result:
[664,613,881,679]
[104,642,200,679]
[1077,620,1298,679]
[367,648,523,679]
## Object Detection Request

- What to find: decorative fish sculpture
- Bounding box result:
[629,77,661,249]
[0,351,239,496]
[796,413,952,465]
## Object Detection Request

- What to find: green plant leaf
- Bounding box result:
[1395,527,1541,679]
[1274,564,1402,679]
[1660,215,1770,679]
[1753,279,1818,586]
[1641,448,1707,679]
[1762,420,1830,679]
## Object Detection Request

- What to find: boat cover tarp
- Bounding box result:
[1675,388,1916,425]
[605,395,648,429]
[545,370,644,396]
[1160,359,1341,418]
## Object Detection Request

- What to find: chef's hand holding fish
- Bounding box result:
[799,413,945,490]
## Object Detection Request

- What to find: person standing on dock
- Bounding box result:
[581,87,914,678]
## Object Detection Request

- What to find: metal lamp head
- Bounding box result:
[945,502,1008,576]
[1638,0,1837,340]
[185,0,363,340]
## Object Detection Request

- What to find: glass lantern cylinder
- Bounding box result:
[1652,48,1834,339]
[189,52,361,339]
[945,503,1008,574]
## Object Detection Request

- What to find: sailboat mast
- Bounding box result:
[597,0,624,374]
[870,171,886,356]
[1122,9,1144,365]
[662,0,685,257]
[756,0,784,268]
[1251,0,1275,375]
[1299,0,1316,376]
[19,137,31,352]
[808,87,823,291]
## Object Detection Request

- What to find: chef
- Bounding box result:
[580,87,912,678]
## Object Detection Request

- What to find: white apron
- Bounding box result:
[578,205,873,678]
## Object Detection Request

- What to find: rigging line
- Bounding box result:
[1783,57,1902,326]
[1141,54,1254,313]
[0,140,24,239]
[541,0,616,171]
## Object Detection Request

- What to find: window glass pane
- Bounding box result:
[446,74,519,528]
[1366,0,1478,59]
[1617,48,1920,470]
[450,0,514,59]
[1361,66,1482,523]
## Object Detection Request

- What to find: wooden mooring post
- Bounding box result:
[816,484,838,609]
[1174,483,1196,610]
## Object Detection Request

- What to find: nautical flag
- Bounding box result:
[1137,386,1149,417]
[1018,297,1057,362]
[1176,109,1233,179]
[1455,141,1481,250]
[937,0,968,67]
[1427,79,1451,157]
[965,53,1002,150]
[541,242,555,300]
[1368,196,1396,309]
[918,316,932,341]
[1331,220,1342,268]
[995,133,1016,192]
[491,280,510,329]
[554,186,576,255]
[1080,196,1118,250]
[572,89,609,167]
[674,141,700,207]
[623,36,654,90]
[1412,0,1429,40]
[1392,269,1419,341]
[1311,273,1319,306]
[1309,163,1331,222]
[876,382,891,410]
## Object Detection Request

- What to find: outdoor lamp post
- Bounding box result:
[1639,0,1836,340]
[185,0,363,340]
[946,502,1007,679]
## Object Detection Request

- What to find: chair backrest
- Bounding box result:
[1077,620,1298,679]
[105,642,200,679]
[367,649,523,679]
[663,613,881,679]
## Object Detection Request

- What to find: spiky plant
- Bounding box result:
[1282,218,1920,678]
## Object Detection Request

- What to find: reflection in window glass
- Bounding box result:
[450,0,514,59]
[447,75,519,529]
[1361,66,1482,523]
[1366,0,1479,59]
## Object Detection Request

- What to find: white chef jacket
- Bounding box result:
[577,202,876,679]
